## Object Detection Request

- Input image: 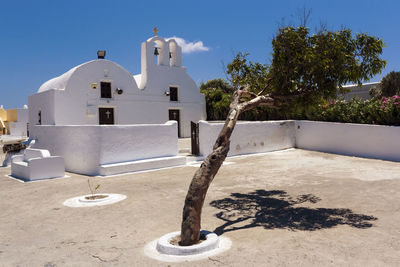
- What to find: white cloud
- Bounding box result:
[166,36,210,54]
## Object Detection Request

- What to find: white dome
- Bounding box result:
[37,60,138,93]
[38,64,81,93]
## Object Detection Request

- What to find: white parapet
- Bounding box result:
[30,121,180,176]
[198,120,296,157]
[295,120,400,162]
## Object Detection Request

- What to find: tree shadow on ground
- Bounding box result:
[210,190,377,235]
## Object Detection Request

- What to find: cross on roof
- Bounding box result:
[153,26,159,36]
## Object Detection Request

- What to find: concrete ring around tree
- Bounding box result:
[63,193,126,207]
[144,230,232,262]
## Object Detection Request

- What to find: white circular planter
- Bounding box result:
[78,194,112,203]
[156,230,219,256]
[144,230,232,262]
[63,193,126,207]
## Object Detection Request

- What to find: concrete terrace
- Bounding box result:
[0,147,400,266]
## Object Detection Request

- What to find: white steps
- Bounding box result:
[98,156,187,176]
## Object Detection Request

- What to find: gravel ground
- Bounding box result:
[0,149,399,266]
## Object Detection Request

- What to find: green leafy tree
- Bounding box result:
[180,26,386,246]
[380,71,400,97]
[200,78,235,94]
[226,52,270,92]
[227,27,386,108]
[200,79,233,120]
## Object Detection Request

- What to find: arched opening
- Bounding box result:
[153,40,165,66]
[169,41,177,67]
[154,42,159,65]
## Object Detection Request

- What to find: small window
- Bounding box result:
[170,87,178,101]
[101,82,112,98]
[38,110,41,125]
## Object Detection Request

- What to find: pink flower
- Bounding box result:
[393,95,399,100]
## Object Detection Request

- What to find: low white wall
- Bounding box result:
[29,119,400,176]
[198,120,296,157]
[8,122,27,137]
[31,121,178,175]
[295,120,400,162]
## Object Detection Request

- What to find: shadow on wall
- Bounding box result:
[210,189,377,235]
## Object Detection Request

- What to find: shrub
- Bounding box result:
[308,96,400,126]
[380,71,400,97]
[201,79,400,125]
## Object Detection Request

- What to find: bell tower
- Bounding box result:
[139,28,183,89]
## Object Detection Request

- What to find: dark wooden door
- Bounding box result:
[169,109,180,137]
[191,121,199,155]
[99,108,114,125]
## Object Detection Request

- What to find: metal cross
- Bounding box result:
[153,26,159,36]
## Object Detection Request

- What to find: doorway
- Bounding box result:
[168,109,181,137]
[99,107,114,125]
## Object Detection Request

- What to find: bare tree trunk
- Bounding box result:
[180,89,274,246]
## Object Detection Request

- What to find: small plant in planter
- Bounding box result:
[85,178,108,200]
[63,179,126,208]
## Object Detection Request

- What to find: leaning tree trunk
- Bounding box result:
[180,88,274,246]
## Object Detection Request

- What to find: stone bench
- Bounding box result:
[11,148,65,181]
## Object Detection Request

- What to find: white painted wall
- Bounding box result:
[30,121,179,176]
[8,122,27,136]
[26,118,400,177]
[28,35,206,138]
[8,108,29,136]
[17,108,29,125]
[31,125,101,175]
[341,82,380,101]
[28,90,56,127]
[295,120,400,162]
[197,120,400,163]
[198,120,296,157]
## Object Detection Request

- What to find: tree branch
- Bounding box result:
[242,95,275,111]
[256,77,273,96]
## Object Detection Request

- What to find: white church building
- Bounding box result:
[28,34,206,138]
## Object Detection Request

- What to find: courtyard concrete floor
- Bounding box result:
[0,148,400,266]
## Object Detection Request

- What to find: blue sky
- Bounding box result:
[1,0,399,108]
